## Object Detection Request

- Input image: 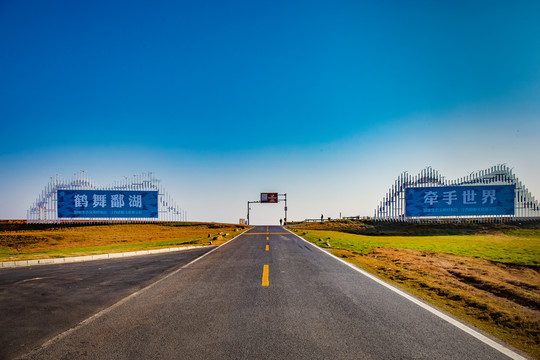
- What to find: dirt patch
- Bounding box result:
[332,247,540,359]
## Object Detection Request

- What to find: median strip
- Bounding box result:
[0,246,209,269]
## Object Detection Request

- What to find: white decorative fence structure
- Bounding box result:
[27,171,185,223]
[374,165,540,222]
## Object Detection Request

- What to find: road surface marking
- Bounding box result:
[14,276,56,285]
[22,232,247,358]
[265,245,269,251]
[242,233,289,235]
[267,236,269,240]
[262,265,269,286]
[284,228,527,360]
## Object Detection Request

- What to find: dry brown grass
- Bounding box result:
[0,223,248,260]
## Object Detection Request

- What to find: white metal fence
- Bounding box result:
[374,165,540,222]
[27,171,186,223]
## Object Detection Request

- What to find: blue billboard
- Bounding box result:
[405,185,515,217]
[57,190,158,218]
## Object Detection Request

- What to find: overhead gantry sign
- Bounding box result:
[247,193,287,225]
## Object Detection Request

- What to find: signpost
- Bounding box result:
[247,193,287,225]
[261,193,278,203]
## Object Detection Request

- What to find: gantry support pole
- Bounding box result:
[247,201,260,225]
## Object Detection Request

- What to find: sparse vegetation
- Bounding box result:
[0,222,248,261]
[291,220,540,359]
[292,218,540,236]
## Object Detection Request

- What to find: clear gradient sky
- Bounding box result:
[1,0,539,224]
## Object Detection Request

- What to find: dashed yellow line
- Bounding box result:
[265,244,269,251]
[262,265,269,286]
[242,233,289,235]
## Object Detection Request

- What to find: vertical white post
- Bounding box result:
[159,185,162,222]
[394,180,397,220]
[519,182,523,218]
[391,183,394,220]
[396,173,403,221]
[53,176,56,223]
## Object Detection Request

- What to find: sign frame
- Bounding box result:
[260,193,278,203]
[405,185,515,217]
[57,190,159,218]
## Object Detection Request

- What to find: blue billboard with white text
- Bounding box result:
[57,190,158,218]
[405,185,515,217]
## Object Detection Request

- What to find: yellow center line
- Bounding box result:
[262,265,269,286]
[265,244,269,251]
[266,236,269,240]
[242,233,290,235]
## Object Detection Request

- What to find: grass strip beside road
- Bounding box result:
[0,223,249,262]
[295,229,540,265]
[292,227,540,359]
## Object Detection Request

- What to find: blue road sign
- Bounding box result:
[405,185,515,217]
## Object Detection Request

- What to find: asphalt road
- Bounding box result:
[0,247,213,360]
[6,226,525,359]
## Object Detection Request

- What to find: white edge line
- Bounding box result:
[18,230,248,359]
[283,227,528,360]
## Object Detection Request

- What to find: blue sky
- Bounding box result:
[1,0,539,224]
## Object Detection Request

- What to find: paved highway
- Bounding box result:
[0,247,213,359]
[11,226,525,359]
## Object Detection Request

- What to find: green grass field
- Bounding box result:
[295,229,540,265]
